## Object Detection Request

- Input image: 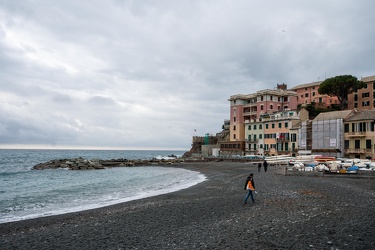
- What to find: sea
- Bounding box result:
[0,149,207,224]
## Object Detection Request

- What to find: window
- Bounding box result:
[312,92,315,96]
[366,139,371,149]
[355,140,360,149]
[344,124,349,133]
[233,126,236,131]
[259,124,262,129]
[319,98,322,103]
[260,105,264,110]
[270,104,273,109]
[248,125,251,130]
[354,102,358,108]
[305,93,309,97]
[253,124,257,130]
[233,134,236,139]
[344,140,349,149]
[259,134,262,139]
[278,123,282,128]
[291,133,296,142]
[272,123,275,129]
[266,124,269,129]
[254,144,257,150]
[285,122,288,128]
[354,94,358,101]
[362,92,370,98]
[233,117,236,122]
[362,101,370,106]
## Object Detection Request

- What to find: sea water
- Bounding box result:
[0,149,206,223]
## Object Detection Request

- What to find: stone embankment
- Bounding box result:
[32,157,188,170]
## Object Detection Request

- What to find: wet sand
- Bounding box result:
[1,161,374,249]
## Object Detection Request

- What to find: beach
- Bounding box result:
[1,161,374,249]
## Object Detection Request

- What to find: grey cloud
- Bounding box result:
[0,0,374,149]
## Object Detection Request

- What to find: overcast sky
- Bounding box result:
[0,0,374,150]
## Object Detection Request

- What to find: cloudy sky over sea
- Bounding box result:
[1,0,374,150]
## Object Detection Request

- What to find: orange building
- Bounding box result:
[290,81,339,108]
[347,75,375,110]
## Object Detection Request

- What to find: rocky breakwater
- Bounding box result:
[32,157,186,170]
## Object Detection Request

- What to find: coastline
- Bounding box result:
[1,161,374,249]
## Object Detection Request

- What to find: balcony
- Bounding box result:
[246,138,259,143]
[344,148,372,154]
[346,132,366,137]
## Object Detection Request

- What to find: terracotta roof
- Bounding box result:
[345,109,375,121]
[313,110,354,121]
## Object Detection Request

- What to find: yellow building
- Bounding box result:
[344,110,375,159]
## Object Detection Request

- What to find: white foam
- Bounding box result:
[0,171,207,224]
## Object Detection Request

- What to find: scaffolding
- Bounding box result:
[312,118,344,158]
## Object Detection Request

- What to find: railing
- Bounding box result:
[347,132,366,137]
[344,148,366,154]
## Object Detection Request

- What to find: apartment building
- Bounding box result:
[347,75,375,110]
[344,110,375,159]
[244,118,263,155]
[289,81,339,108]
[228,85,298,140]
[261,110,300,156]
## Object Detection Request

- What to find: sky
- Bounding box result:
[0,0,374,151]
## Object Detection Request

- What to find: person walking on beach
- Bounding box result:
[263,160,268,172]
[243,173,255,205]
[257,162,262,172]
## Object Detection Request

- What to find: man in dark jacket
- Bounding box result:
[243,173,255,205]
[263,160,268,172]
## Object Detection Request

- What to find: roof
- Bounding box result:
[229,89,297,100]
[289,81,323,90]
[345,109,375,121]
[313,110,354,121]
[361,75,375,82]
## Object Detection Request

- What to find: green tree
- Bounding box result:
[318,75,365,110]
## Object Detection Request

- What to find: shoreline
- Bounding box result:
[1,161,374,249]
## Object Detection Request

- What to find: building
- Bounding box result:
[347,75,375,110]
[228,84,298,149]
[244,118,263,155]
[290,81,339,108]
[311,110,355,158]
[343,110,375,159]
[262,110,300,156]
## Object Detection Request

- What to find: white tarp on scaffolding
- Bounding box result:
[312,118,344,157]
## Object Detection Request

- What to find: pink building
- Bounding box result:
[227,84,298,146]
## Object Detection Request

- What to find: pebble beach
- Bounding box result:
[1,161,374,249]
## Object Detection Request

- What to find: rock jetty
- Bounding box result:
[32,157,186,170]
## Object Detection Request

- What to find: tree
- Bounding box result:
[318,75,365,110]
